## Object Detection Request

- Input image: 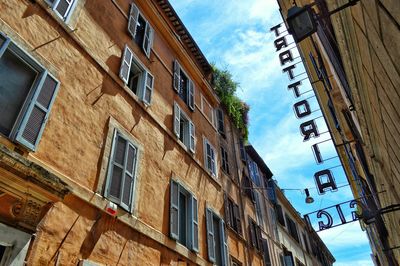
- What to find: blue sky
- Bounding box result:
[169,0,373,265]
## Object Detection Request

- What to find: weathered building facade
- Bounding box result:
[0,0,333,265]
[275,0,400,264]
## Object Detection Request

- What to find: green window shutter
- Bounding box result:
[128,3,139,38]
[170,179,179,240]
[142,71,154,105]
[188,79,195,111]
[189,121,195,153]
[220,219,229,266]
[119,45,133,84]
[173,103,180,138]
[191,195,199,252]
[206,207,215,263]
[143,22,154,58]
[173,60,181,92]
[15,72,59,151]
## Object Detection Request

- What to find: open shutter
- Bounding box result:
[217,109,225,135]
[15,72,59,151]
[119,45,133,84]
[170,179,179,240]
[262,239,272,265]
[189,121,195,153]
[206,207,215,263]
[210,145,216,176]
[173,60,181,92]
[233,204,242,234]
[128,3,139,38]
[220,220,229,266]
[188,79,195,111]
[249,219,256,248]
[106,131,126,203]
[121,142,136,210]
[142,71,154,104]
[191,196,199,252]
[256,225,263,252]
[223,194,231,227]
[173,103,180,137]
[143,22,154,58]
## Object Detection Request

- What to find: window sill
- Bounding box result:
[227,226,245,243]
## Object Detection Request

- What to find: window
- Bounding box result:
[262,239,272,266]
[239,139,246,162]
[105,130,138,212]
[242,174,254,201]
[283,247,295,266]
[173,103,195,153]
[302,233,310,254]
[248,217,262,252]
[127,3,154,58]
[119,45,154,105]
[224,194,241,235]
[206,208,228,265]
[170,179,198,252]
[45,0,77,21]
[285,214,299,243]
[216,109,225,137]
[248,159,261,186]
[0,33,59,151]
[275,204,285,227]
[201,95,214,124]
[220,146,230,175]
[254,191,264,226]
[173,60,195,110]
[204,138,217,177]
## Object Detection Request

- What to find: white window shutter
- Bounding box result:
[206,207,215,263]
[188,79,195,111]
[119,45,133,84]
[15,72,59,151]
[173,103,180,138]
[128,3,139,38]
[173,60,181,92]
[191,196,199,252]
[142,71,154,105]
[220,220,229,266]
[189,121,195,153]
[170,179,179,240]
[143,22,154,58]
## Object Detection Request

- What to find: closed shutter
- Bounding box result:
[189,121,195,153]
[233,204,242,234]
[173,103,180,137]
[188,79,195,111]
[143,22,154,58]
[220,220,229,266]
[173,60,181,92]
[216,109,225,135]
[170,179,179,240]
[128,3,139,38]
[142,71,154,104]
[206,207,215,263]
[249,218,256,248]
[15,72,59,151]
[191,196,199,252]
[223,193,231,227]
[119,45,133,84]
[262,239,271,265]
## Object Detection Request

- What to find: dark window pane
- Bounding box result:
[0,245,6,261]
[114,136,126,165]
[110,165,123,198]
[134,15,146,46]
[178,192,187,246]
[0,49,37,136]
[55,0,70,18]
[213,216,222,266]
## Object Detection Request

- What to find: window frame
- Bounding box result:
[203,138,217,177]
[119,44,154,105]
[200,94,215,125]
[104,129,140,213]
[173,102,195,153]
[206,207,229,265]
[169,179,199,252]
[45,0,78,22]
[173,60,195,111]
[0,32,60,151]
[224,193,242,235]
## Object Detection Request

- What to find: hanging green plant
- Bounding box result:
[212,65,250,141]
